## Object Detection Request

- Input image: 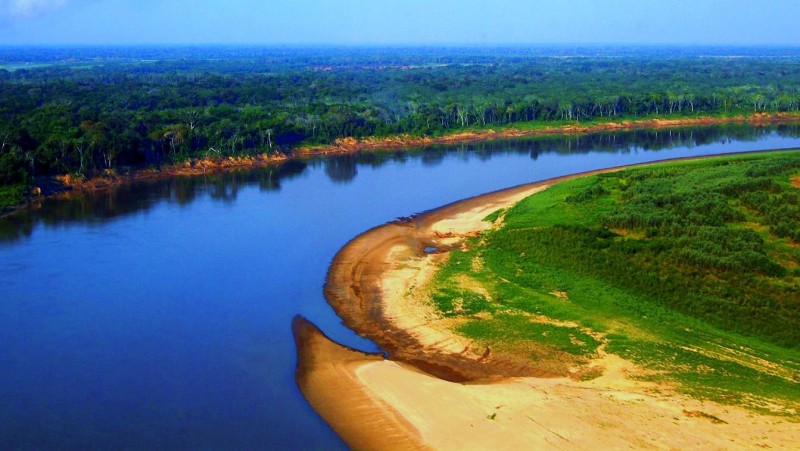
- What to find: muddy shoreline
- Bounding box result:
[6,112,799,219]
[1,154,290,218]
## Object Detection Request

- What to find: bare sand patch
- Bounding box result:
[296,316,799,450]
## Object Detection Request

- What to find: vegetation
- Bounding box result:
[430,151,800,413]
[3,46,800,190]
[0,184,26,214]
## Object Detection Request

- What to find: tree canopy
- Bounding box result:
[2,46,800,183]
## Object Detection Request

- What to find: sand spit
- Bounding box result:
[325,161,676,380]
[305,152,800,449]
[292,317,429,450]
[295,316,799,450]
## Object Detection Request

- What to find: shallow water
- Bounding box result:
[1,124,799,449]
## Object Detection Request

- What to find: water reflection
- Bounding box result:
[0,160,309,242]
[324,158,358,183]
[1,123,798,243]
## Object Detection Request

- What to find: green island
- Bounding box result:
[429,151,800,414]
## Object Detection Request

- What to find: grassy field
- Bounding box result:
[429,150,800,415]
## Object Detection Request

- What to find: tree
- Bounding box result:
[0,129,11,152]
[182,109,201,152]
[162,124,187,157]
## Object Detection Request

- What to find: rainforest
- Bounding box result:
[3,46,800,206]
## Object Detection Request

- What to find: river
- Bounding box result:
[1,124,799,449]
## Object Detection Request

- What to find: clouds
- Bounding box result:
[0,0,67,19]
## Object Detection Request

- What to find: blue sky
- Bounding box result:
[1,0,799,46]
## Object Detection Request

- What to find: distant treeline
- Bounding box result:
[3,46,800,184]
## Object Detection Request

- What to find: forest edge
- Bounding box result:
[4,111,799,218]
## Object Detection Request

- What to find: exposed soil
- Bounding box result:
[48,154,288,194]
[323,181,566,382]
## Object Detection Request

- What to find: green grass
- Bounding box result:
[428,150,800,415]
[457,314,600,357]
[483,208,505,223]
[431,288,493,317]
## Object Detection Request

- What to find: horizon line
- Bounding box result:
[2,42,800,49]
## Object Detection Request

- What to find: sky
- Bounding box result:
[1,0,799,46]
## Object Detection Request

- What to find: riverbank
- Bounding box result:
[322,157,693,379]
[296,111,800,156]
[308,152,800,448]
[323,176,571,381]
[295,316,800,450]
[4,112,800,218]
[0,153,289,218]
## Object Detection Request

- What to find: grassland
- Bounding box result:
[429,150,800,414]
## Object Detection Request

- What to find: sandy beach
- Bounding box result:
[296,315,799,449]
[299,155,800,449]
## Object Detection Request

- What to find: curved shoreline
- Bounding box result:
[322,151,765,380]
[303,149,800,449]
[5,112,799,219]
[323,175,580,381]
[292,316,430,450]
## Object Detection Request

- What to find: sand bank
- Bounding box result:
[301,153,800,449]
[296,316,799,449]
[323,178,570,381]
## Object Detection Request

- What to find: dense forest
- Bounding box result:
[3,46,800,187]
